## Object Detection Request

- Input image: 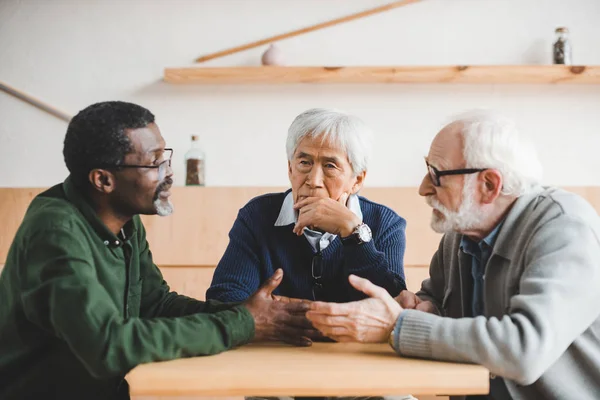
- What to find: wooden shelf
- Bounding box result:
[164,65,600,84]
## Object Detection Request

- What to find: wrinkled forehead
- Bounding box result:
[295,133,348,157]
[427,122,465,169]
[125,123,165,154]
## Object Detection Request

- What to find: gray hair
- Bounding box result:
[452,110,543,197]
[286,108,373,175]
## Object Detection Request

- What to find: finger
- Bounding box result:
[304,328,324,340]
[338,192,349,206]
[305,313,352,328]
[293,197,319,210]
[308,302,353,316]
[281,336,313,347]
[275,295,310,304]
[289,297,312,304]
[258,269,284,296]
[326,335,356,343]
[416,300,437,314]
[293,210,314,235]
[279,326,320,342]
[283,301,311,314]
[311,324,350,337]
[293,213,310,235]
[293,222,306,236]
[348,274,389,299]
[284,314,315,330]
[395,290,418,309]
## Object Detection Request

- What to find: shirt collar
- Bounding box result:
[274,191,363,227]
[460,220,504,256]
[63,175,136,247]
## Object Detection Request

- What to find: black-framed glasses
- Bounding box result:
[311,252,323,301]
[102,148,173,179]
[426,159,486,187]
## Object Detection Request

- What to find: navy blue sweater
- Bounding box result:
[207,191,407,303]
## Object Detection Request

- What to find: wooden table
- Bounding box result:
[126,343,489,397]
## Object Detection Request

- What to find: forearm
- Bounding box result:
[150,291,238,317]
[28,296,254,379]
[342,241,406,297]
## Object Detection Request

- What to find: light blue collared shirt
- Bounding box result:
[274,191,363,253]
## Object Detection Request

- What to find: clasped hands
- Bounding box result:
[244,268,435,346]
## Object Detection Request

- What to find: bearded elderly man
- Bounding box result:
[307,111,600,400]
[207,108,407,303]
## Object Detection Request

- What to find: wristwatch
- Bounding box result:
[342,223,372,245]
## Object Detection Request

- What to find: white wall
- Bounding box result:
[1,0,599,188]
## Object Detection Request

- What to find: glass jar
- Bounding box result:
[185,135,206,186]
[553,27,572,65]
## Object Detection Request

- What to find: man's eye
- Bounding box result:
[299,160,310,165]
[325,163,336,169]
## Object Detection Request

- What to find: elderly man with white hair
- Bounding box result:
[207,108,407,310]
[307,111,600,400]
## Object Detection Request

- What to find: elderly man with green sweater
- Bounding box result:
[308,111,600,400]
[0,101,315,400]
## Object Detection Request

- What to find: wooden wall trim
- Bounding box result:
[1,186,599,266]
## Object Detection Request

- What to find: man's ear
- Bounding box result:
[480,169,503,204]
[288,160,293,180]
[89,169,116,194]
[350,170,367,195]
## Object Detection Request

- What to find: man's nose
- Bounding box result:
[306,166,324,188]
[418,173,434,197]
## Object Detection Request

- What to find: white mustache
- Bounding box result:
[426,196,447,214]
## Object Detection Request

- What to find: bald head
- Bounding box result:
[428,121,466,171]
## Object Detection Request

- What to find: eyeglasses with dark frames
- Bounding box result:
[311,252,323,301]
[101,148,173,179]
[425,159,486,187]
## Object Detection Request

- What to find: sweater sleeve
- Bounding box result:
[19,228,255,379]
[397,215,600,385]
[415,237,446,315]
[206,209,262,302]
[342,209,407,299]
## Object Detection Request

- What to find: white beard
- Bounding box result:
[154,197,174,217]
[426,175,486,234]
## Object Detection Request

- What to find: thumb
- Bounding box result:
[396,291,418,309]
[259,269,284,296]
[348,274,387,299]
[338,192,349,206]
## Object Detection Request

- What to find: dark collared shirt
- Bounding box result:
[460,223,511,400]
[0,177,254,399]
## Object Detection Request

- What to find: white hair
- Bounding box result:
[286,108,373,175]
[452,110,543,197]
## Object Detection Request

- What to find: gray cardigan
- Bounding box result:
[397,187,600,400]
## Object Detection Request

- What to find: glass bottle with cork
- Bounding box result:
[185,135,206,186]
[553,27,572,65]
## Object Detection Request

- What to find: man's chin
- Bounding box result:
[153,198,174,217]
[430,213,452,234]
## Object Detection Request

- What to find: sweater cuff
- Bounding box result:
[392,312,405,354]
[397,309,438,359]
[222,305,256,347]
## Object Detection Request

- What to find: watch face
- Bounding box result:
[357,224,372,242]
